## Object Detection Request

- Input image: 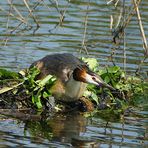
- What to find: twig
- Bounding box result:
[0,82,23,94]
[0,6,28,25]
[80,0,90,54]
[2,23,22,46]
[0,108,31,112]
[109,0,147,72]
[23,0,40,28]
[2,0,43,46]
[110,0,142,44]
[48,0,70,32]
[122,0,126,72]
[6,0,13,29]
[59,2,69,26]
[135,55,147,75]
[133,0,148,56]
[107,0,120,6]
[0,109,41,121]
[7,0,27,24]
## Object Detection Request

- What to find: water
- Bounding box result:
[0,110,147,147]
[0,0,148,147]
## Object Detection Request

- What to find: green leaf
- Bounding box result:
[98,69,107,75]
[43,91,51,98]
[104,76,110,83]
[36,98,42,109]
[38,74,55,86]
[81,57,98,70]
[32,94,42,109]
[83,90,92,97]
[107,66,120,73]
[91,92,99,105]
[32,95,35,104]
[83,90,99,105]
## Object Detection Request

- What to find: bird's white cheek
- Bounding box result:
[85,74,99,85]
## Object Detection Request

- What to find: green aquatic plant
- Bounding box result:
[0,68,19,80]
[0,67,56,109]
[0,69,23,94]
[81,57,147,111]
[23,67,56,109]
[0,57,147,112]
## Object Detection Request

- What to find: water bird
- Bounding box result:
[30,53,114,102]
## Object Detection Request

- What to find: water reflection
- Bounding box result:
[0,112,99,147]
[0,110,147,147]
[25,113,100,147]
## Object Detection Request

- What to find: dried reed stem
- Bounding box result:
[133,0,148,56]
[0,6,27,25]
[2,0,43,46]
[80,1,90,54]
[122,0,126,72]
[48,0,69,32]
[7,0,27,24]
[6,0,13,29]
[23,0,40,27]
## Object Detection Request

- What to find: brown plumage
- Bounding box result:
[31,53,86,81]
[30,53,88,101]
[30,53,115,102]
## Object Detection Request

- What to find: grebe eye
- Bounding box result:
[92,77,96,81]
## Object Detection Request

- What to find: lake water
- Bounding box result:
[0,0,148,147]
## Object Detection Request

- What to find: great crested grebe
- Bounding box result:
[30,53,114,102]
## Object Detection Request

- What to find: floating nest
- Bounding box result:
[0,64,147,115]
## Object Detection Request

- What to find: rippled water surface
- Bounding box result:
[0,110,148,147]
[0,0,148,147]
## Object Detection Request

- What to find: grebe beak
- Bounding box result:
[85,72,115,91]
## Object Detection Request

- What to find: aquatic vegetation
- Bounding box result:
[0,68,20,80]
[23,67,56,109]
[0,57,147,114]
